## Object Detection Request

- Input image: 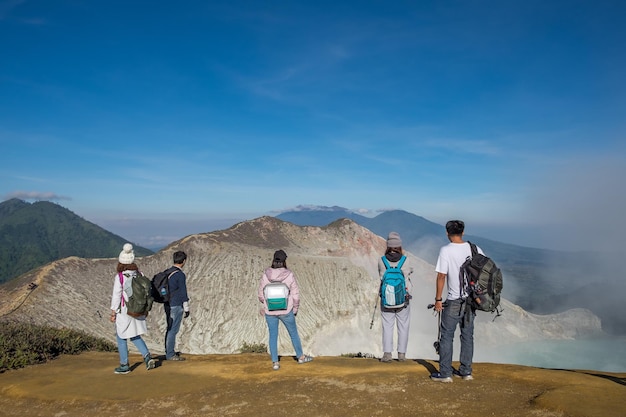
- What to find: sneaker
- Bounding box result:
[453,369,473,380]
[167,355,186,361]
[298,355,313,364]
[114,364,130,374]
[144,355,156,370]
[380,352,392,363]
[430,372,453,383]
[272,362,280,371]
[398,353,406,362]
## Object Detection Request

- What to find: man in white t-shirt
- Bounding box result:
[430,220,484,383]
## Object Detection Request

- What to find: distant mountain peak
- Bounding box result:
[0,198,29,217]
[0,199,153,284]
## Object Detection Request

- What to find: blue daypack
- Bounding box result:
[380,255,407,309]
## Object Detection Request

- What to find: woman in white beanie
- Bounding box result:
[109,243,156,374]
[377,232,413,362]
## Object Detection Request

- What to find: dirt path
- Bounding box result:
[0,352,624,417]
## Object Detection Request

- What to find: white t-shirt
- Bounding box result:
[435,242,484,300]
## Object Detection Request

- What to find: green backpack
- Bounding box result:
[119,272,154,318]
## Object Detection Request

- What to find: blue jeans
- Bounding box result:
[265,311,303,363]
[165,304,184,359]
[116,333,149,365]
[438,298,474,377]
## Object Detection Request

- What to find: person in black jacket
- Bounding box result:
[164,250,190,361]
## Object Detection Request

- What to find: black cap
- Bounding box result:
[273,249,287,262]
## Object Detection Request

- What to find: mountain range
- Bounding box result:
[0,198,153,284]
[277,206,624,335]
[0,216,604,368]
[1,199,621,336]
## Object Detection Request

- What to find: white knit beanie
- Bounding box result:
[118,243,135,264]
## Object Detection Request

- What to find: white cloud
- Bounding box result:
[3,191,71,201]
[273,204,349,213]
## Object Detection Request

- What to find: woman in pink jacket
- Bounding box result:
[258,249,313,370]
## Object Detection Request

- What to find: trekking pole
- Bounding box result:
[427,304,441,354]
[369,294,379,329]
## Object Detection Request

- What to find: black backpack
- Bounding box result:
[119,272,153,318]
[461,242,503,316]
[151,267,178,303]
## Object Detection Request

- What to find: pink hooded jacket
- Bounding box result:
[258,267,300,316]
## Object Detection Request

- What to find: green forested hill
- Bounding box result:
[0,199,153,284]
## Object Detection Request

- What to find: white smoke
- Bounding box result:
[527,152,626,254]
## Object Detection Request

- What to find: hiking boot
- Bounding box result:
[398,352,406,362]
[272,362,280,371]
[430,372,453,383]
[114,364,130,374]
[298,355,313,364]
[380,352,392,363]
[453,369,473,380]
[144,354,156,370]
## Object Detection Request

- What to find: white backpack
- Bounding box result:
[263,282,290,311]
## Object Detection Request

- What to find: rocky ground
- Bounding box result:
[0,352,624,417]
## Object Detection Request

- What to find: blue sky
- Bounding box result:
[1,0,625,251]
